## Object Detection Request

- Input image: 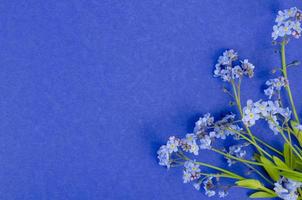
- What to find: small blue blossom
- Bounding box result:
[242,100,261,126]
[181,133,200,155]
[278,107,292,121]
[212,113,241,139]
[157,136,181,168]
[218,191,228,198]
[225,143,249,167]
[231,65,243,79]
[226,124,243,140]
[218,49,238,66]
[199,135,212,149]
[268,115,280,135]
[242,99,291,132]
[241,59,255,78]
[193,182,201,190]
[274,177,302,200]
[264,77,288,99]
[201,176,230,198]
[254,101,270,117]
[203,177,216,197]
[166,136,180,153]
[157,145,171,168]
[194,113,214,135]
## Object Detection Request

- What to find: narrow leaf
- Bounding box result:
[260,156,279,181]
[284,143,293,168]
[249,191,277,198]
[273,156,289,169]
[290,120,302,146]
[236,179,263,190]
[280,170,302,182]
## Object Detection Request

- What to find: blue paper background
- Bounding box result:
[1,0,302,199]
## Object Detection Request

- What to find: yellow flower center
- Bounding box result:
[249,113,254,119]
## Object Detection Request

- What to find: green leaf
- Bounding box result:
[295,145,302,156]
[294,159,302,171]
[260,156,279,181]
[273,156,289,169]
[249,191,277,198]
[218,173,241,179]
[236,179,263,190]
[253,153,261,162]
[280,170,302,182]
[284,143,293,168]
[290,120,302,146]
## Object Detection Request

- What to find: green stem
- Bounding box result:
[227,127,272,158]
[243,162,274,185]
[254,136,283,156]
[195,161,244,180]
[231,80,243,116]
[211,148,262,166]
[281,40,300,124]
[287,125,294,167]
[275,122,302,160]
[230,125,282,156]
[199,172,239,179]
[231,80,263,156]
[176,150,244,180]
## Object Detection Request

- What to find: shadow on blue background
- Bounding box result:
[1,0,302,199]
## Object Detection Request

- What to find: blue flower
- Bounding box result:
[181,134,200,155]
[274,177,302,200]
[242,100,261,126]
[218,191,228,198]
[241,59,255,78]
[203,177,216,197]
[157,136,181,168]
[242,99,291,134]
[199,135,212,149]
[194,113,214,135]
[166,136,180,153]
[225,143,249,167]
[264,77,288,99]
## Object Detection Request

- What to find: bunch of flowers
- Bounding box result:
[157,7,302,200]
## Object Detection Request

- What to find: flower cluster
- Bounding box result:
[191,176,229,198]
[225,142,249,167]
[214,50,255,82]
[242,100,291,134]
[272,7,302,40]
[157,136,180,168]
[201,177,228,198]
[181,134,200,155]
[195,113,243,148]
[264,77,288,99]
[183,161,230,198]
[157,112,244,196]
[183,160,201,183]
[158,7,302,200]
[274,177,302,200]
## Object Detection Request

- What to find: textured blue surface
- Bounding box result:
[1,0,302,199]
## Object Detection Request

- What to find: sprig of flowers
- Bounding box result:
[272,7,302,40]
[157,7,302,200]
